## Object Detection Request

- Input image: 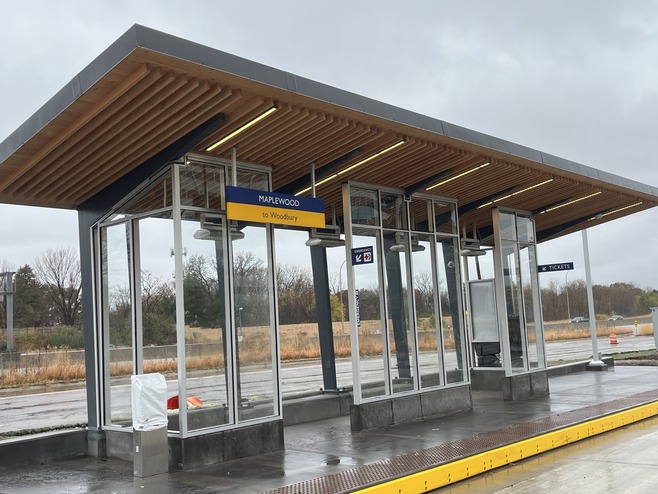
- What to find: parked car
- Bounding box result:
[608,315,624,321]
[571,316,589,323]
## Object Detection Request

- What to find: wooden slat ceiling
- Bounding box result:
[1,45,656,244]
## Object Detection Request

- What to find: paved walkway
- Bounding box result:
[1,364,658,493]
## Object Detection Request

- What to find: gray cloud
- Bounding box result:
[1,0,656,288]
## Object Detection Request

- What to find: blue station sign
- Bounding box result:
[351,246,374,266]
[538,262,574,273]
[226,186,325,228]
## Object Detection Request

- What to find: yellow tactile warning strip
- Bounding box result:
[357,400,658,493]
[264,389,658,494]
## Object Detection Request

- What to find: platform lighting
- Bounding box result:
[538,191,601,214]
[588,202,643,220]
[477,179,554,209]
[389,233,426,252]
[295,140,406,196]
[205,106,277,152]
[193,214,245,240]
[459,237,487,257]
[425,162,490,191]
[305,226,345,248]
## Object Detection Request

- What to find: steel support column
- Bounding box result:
[309,245,339,392]
[383,235,412,380]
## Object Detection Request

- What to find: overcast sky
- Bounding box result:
[1,1,657,290]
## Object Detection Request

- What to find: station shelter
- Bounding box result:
[1,25,657,469]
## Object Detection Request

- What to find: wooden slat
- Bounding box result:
[21,71,191,197]
[230,105,302,156]
[258,113,333,164]
[55,85,240,204]
[41,75,210,201]
[0,64,152,194]
[200,98,274,155]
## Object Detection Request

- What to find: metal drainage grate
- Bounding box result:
[263,389,658,494]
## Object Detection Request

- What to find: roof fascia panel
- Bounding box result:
[2,24,657,206]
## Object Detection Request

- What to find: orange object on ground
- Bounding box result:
[610,331,618,344]
[167,395,203,410]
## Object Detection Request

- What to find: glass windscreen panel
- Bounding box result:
[101,222,133,427]
[383,230,415,393]
[411,233,443,388]
[409,198,432,233]
[380,193,407,230]
[351,188,380,227]
[106,171,173,222]
[236,168,269,191]
[434,201,456,235]
[436,236,466,383]
[232,223,278,421]
[352,227,386,400]
[179,162,225,210]
[501,241,526,371]
[180,214,231,430]
[135,215,179,430]
[520,244,545,369]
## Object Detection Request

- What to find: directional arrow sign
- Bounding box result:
[352,246,374,266]
[538,262,574,273]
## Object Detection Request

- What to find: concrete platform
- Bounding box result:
[1,365,658,493]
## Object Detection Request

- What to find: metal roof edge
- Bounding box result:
[2,24,657,202]
[142,24,655,199]
[539,151,658,197]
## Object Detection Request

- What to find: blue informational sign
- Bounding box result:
[351,246,374,265]
[537,262,574,273]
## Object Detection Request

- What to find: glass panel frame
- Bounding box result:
[344,183,466,405]
[95,155,280,438]
[350,227,388,401]
[101,221,134,427]
[492,208,546,376]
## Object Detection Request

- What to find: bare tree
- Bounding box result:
[34,247,82,326]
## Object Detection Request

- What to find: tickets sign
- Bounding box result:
[537,262,574,273]
[226,186,325,228]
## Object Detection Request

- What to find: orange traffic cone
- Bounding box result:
[609,331,618,345]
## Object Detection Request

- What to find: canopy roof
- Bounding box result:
[1,25,656,242]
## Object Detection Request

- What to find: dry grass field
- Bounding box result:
[0,321,653,388]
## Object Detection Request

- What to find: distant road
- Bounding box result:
[0,334,655,435]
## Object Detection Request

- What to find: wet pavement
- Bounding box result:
[1,364,658,493]
[442,415,658,493]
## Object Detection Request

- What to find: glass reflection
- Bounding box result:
[352,229,386,400]
[181,215,230,430]
[102,222,133,426]
[520,244,544,368]
[436,237,466,383]
[383,230,414,393]
[233,224,277,420]
[501,241,525,370]
[411,234,443,388]
[136,216,178,429]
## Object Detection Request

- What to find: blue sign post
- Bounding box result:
[537,262,574,273]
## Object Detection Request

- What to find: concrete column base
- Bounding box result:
[169,419,284,470]
[502,370,549,401]
[470,368,505,391]
[350,385,472,431]
[86,429,107,458]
